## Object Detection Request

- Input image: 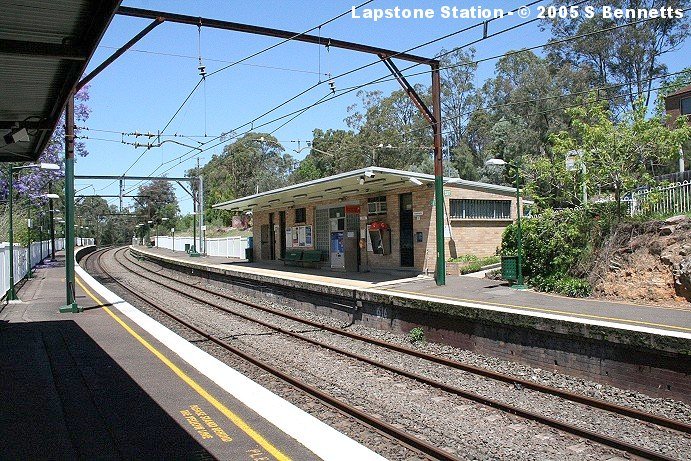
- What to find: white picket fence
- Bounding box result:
[0,238,95,299]
[626,181,691,216]
[154,235,250,259]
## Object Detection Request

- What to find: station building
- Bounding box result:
[213,167,521,274]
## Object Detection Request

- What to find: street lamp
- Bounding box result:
[6,163,59,301]
[485,158,526,289]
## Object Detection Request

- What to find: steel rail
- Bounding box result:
[115,249,684,461]
[86,247,458,461]
[124,248,691,435]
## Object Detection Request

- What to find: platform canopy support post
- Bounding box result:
[432,63,445,286]
[60,92,81,313]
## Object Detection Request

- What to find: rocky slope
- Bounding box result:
[589,215,691,305]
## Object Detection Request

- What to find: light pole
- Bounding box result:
[486,158,525,289]
[6,163,60,301]
[159,217,169,248]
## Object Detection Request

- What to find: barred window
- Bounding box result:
[450,199,511,219]
[295,207,306,223]
[682,97,691,116]
[367,196,387,215]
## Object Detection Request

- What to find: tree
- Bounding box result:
[192,132,295,224]
[544,0,690,109]
[134,180,179,224]
[549,97,691,215]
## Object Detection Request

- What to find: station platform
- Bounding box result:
[0,252,384,460]
[138,246,691,335]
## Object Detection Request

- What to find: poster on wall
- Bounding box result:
[298,226,307,247]
[305,225,313,246]
[292,227,299,247]
[285,228,292,249]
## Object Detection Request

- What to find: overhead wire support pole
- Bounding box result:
[114,6,446,283]
[60,93,81,313]
[116,7,435,65]
[431,63,445,285]
[378,54,445,285]
[76,18,164,91]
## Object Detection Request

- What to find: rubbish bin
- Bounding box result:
[184,243,191,253]
[501,256,518,281]
[245,247,254,262]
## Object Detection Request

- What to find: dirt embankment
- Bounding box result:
[588,215,691,305]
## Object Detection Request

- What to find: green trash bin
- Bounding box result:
[501,256,518,281]
[184,243,191,253]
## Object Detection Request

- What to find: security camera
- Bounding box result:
[364,170,375,178]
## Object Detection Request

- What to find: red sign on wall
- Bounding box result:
[345,205,361,214]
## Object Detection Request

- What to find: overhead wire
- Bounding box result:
[105,0,675,204]
[105,0,376,203]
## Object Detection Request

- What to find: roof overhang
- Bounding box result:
[213,167,517,213]
[0,0,121,162]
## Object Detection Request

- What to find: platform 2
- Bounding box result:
[0,252,385,461]
[137,245,691,335]
[133,245,691,402]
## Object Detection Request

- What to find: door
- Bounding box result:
[269,213,276,260]
[260,224,270,260]
[400,193,414,267]
[279,211,286,259]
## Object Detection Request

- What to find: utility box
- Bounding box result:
[501,256,518,281]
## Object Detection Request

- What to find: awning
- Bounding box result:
[0,0,121,162]
[213,167,516,212]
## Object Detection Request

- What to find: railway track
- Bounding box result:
[83,246,455,461]
[85,246,690,460]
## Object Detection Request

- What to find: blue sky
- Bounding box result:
[75,1,691,213]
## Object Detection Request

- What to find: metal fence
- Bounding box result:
[625,181,691,216]
[0,238,95,299]
[154,235,249,259]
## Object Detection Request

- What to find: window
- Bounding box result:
[450,199,511,219]
[295,207,306,224]
[367,196,387,215]
[682,97,691,116]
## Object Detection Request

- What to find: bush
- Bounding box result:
[501,202,617,279]
[529,274,592,297]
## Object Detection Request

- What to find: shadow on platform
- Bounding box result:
[0,319,212,459]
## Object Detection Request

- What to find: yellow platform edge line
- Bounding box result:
[380,287,691,333]
[75,276,292,461]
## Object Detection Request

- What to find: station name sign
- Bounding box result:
[350,5,685,22]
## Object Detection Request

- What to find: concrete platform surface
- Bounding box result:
[0,253,382,461]
[138,246,691,335]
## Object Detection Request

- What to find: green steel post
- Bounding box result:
[514,163,526,289]
[27,208,32,279]
[49,181,56,261]
[7,166,17,301]
[60,93,80,313]
[432,64,445,285]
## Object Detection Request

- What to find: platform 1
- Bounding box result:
[0,252,385,461]
[136,245,691,335]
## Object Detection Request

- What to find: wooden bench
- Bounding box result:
[283,249,322,267]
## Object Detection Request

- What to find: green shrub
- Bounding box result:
[530,274,592,297]
[501,202,617,279]
[408,327,425,344]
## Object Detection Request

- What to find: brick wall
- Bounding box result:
[251,182,519,272]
